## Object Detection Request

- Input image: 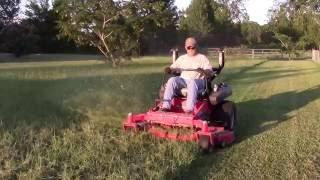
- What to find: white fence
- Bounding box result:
[312,49,320,62]
[207,48,282,59]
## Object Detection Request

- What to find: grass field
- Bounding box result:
[0,56,319,179]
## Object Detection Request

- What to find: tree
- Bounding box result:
[179,0,247,47]
[0,21,40,57]
[241,21,262,47]
[0,0,37,57]
[259,24,280,48]
[269,2,303,59]
[211,1,232,30]
[267,0,320,61]
[180,0,215,37]
[214,0,248,22]
[55,0,133,66]
[123,0,178,55]
[55,0,178,65]
[291,0,320,49]
[0,0,21,44]
[0,0,21,26]
[25,0,50,21]
[24,0,75,53]
[275,32,299,60]
[270,0,320,50]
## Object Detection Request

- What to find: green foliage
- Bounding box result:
[25,0,50,21]
[179,0,246,47]
[124,0,178,55]
[180,0,215,36]
[269,4,302,59]
[55,0,178,65]
[211,1,232,31]
[0,0,20,26]
[270,0,320,51]
[55,0,130,65]
[241,21,262,46]
[214,0,248,22]
[180,0,248,34]
[0,0,79,57]
[24,0,75,54]
[0,22,39,57]
[0,0,21,55]
[259,25,278,46]
[274,32,299,60]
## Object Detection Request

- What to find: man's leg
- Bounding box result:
[185,79,205,112]
[162,77,186,109]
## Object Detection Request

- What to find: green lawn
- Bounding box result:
[0,56,319,179]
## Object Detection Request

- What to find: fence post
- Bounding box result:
[251,49,255,59]
[171,48,178,63]
[312,49,320,62]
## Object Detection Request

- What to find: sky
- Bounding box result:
[20,0,275,25]
[175,0,275,25]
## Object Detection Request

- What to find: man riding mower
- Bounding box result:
[123,37,237,152]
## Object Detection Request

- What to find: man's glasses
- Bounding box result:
[187,46,196,50]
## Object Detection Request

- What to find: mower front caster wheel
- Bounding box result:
[198,135,213,153]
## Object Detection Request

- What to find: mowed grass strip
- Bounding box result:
[0,56,319,179]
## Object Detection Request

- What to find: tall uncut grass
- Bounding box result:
[0,56,319,179]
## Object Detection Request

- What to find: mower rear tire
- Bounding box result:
[211,101,237,131]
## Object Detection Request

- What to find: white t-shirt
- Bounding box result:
[170,53,212,79]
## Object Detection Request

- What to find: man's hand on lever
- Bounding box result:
[164,67,172,74]
[164,67,180,74]
[196,68,213,78]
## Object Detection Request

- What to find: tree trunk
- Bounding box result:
[288,52,292,61]
[94,31,120,66]
[96,45,110,63]
[112,60,117,67]
[94,43,119,66]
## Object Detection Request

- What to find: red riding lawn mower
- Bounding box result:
[123,50,237,153]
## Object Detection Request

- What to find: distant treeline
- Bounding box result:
[0,0,319,62]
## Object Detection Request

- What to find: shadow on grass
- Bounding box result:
[167,85,320,180]
[231,69,318,87]
[224,60,318,85]
[267,56,311,61]
[223,60,268,82]
[237,85,320,141]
